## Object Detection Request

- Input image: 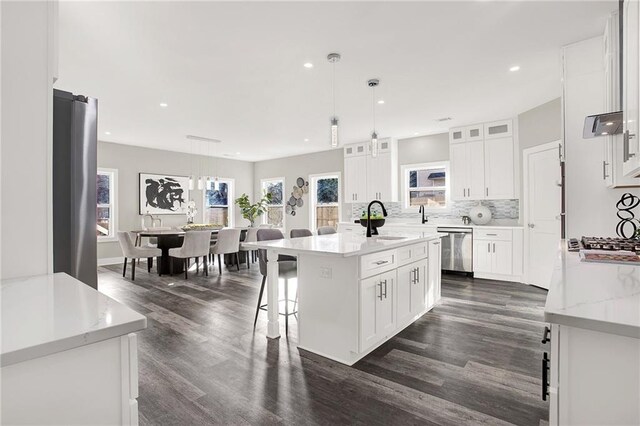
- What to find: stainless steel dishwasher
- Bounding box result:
[437,227,473,274]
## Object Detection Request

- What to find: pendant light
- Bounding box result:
[327,53,341,148]
[368,78,380,157]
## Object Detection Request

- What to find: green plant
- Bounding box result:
[235,193,272,226]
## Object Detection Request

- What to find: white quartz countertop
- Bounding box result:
[1,273,147,367]
[544,245,640,339]
[244,232,442,257]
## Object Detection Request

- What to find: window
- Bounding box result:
[204,178,234,227]
[97,168,117,241]
[261,178,284,228]
[310,173,341,232]
[402,162,450,210]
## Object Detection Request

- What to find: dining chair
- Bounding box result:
[255,228,298,335]
[317,226,337,235]
[117,231,162,281]
[290,228,313,238]
[168,231,211,279]
[239,227,259,269]
[210,228,242,274]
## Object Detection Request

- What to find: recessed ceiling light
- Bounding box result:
[602,132,608,135]
[378,100,385,104]
[414,132,419,136]
[104,131,111,135]
[235,152,241,155]
[606,122,614,126]
[509,65,520,72]
[159,102,168,107]
[304,138,309,142]
[303,63,313,69]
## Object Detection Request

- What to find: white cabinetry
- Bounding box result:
[473,228,517,280]
[450,119,516,200]
[360,270,396,352]
[344,138,398,203]
[603,10,639,187]
[623,0,640,177]
[427,239,441,303]
[397,258,428,326]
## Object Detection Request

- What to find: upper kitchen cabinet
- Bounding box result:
[449,124,484,143]
[623,0,640,178]
[344,138,398,203]
[450,119,516,200]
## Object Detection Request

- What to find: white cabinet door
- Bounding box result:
[623,0,640,177]
[484,119,513,139]
[467,140,486,199]
[345,155,368,202]
[396,264,414,325]
[449,127,466,143]
[367,152,395,201]
[492,241,513,275]
[359,270,396,352]
[473,240,493,273]
[450,142,468,200]
[465,124,484,141]
[411,258,428,315]
[427,240,441,306]
[484,137,515,199]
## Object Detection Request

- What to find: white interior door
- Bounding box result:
[524,142,562,289]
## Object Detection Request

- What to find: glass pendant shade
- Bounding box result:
[197,177,203,190]
[214,177,220,191]
[371,131,379,157]
[188,176,195,190]
[331,117,339,148]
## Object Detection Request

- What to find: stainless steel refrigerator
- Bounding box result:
[53,89,98,288]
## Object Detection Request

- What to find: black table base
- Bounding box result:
[156,235,185,275]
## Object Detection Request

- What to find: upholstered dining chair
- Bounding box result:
[290,228,313,238]
[317,226,337,235]
[210,228,242,274]
[117,231,162,281]
[168,231,211,279]
[239,227,259,269]
[255,228,298,335]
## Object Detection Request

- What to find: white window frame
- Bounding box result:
[97,168,118,242]
[261,177,286,229]
[309,172,342,233]
[401,161,451,212]
[202,177,235,227]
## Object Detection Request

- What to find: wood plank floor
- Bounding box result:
[100,261,549,426]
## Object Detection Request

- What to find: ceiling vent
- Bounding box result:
[435,117,452,122]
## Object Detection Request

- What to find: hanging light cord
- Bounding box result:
[332,61,336,118]
[372,85,376,133]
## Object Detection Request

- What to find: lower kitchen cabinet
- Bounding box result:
[428,239,441,304]
[473,228,521,281]
[397,259,428,326]
[360,270,396,352]
[544,324,640,425]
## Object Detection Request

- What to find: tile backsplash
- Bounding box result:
[351,199,519,220]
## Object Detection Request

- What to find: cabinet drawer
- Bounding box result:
[360,250,397,278]
[396,243,428,266]
[474,228,512,241]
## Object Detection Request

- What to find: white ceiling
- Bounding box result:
[57,1,616,162]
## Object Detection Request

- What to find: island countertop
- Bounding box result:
[243,232,443,257]
[544,244,640,339]
[1,273,147,367]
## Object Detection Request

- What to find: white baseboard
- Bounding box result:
[98,257,124,266]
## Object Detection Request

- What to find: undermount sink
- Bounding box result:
[373,236,407,241]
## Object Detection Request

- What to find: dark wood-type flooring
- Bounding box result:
[100,261,549,426]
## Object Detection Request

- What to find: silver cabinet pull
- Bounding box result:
[374,260,389,265]
[377,282,383,300]
[487,242,490,252]
[486,233,497,236]
[416,267,420,283]
[383,279,388,298]
[603,160,610,179]
[486,187,488,197]
[493,243,496,253]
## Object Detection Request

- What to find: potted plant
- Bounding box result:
[235,193,272,227]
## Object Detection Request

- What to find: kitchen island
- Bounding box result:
[246,232,442,365]
[543,245,640,425]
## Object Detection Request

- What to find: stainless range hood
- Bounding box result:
[583,110,623,138]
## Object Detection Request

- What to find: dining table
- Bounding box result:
[133,227,249,275]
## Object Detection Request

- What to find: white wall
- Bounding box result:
[563,37,639,237]
[97,141,254,259]
[1,1,55,279]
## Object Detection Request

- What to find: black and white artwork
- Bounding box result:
[139,173,189,215]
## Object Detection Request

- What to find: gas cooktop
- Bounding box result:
[574,236,640,253]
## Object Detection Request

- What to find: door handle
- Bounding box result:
[416,267,419,283]
[493,243,495,253]
[486,187,488,197]
[377,282,383,300]
[487,242,490,252]
[382,279,388,298]
[373,260,389,265]
[528,223,535,228]
[603,161,610,179]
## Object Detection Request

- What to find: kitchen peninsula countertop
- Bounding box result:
[1,273,147,367]
[544,244,640,339]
